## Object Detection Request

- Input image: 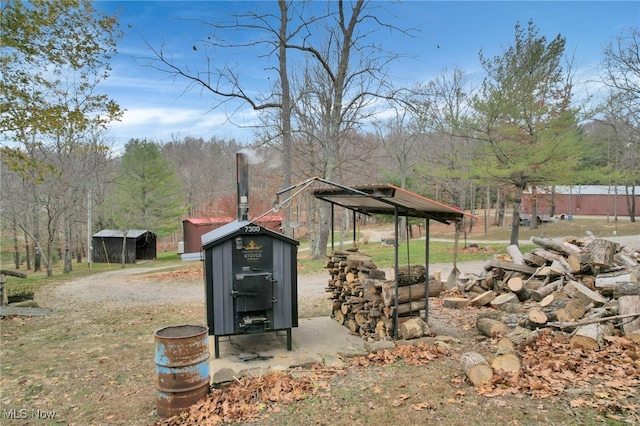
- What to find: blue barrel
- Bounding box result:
[154,324,210,418]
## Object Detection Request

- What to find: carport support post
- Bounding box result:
[393,207,399,339]
[352,210,357,246]
[424,219,430,323]
[330,204,335,251]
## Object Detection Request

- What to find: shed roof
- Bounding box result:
[184,217,234,225]
[93,229,154,238]
[311,183,478,224]
[201,220,298,249]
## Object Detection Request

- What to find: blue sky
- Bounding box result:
[94,1,640,148]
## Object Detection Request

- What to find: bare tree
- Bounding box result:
[596,27,640,221]
[145,0,317,236]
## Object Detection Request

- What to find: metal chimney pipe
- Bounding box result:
[237,152,249,221]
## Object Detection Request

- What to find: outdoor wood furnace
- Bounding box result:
[201,153,299,358]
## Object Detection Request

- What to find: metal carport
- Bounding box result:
[307,182,479,339]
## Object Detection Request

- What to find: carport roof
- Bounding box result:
[311,183,478,224]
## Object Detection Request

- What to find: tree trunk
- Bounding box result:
[120,229,128,268]
[23,227,31,270]
[278,0,293,239]
[530,185,538,230]
[509,184,524,246]
[13,217,20,269]
[63,214,72,273]
[33,205,41,272]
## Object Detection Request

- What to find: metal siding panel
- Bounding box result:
[272,239,295,329]
[211,242,235,335]
[290,245,299,327]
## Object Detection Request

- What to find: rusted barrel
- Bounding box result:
[154,324,210,418]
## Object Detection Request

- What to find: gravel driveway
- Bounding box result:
[43,234,636,308]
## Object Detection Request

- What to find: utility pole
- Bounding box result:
[87,188,92,270]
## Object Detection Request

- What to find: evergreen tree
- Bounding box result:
[102,139,187,266]
[470,21,582,245]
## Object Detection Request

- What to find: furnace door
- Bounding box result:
[233,272,273,313]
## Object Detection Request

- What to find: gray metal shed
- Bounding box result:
[201,219,299,358]
[92,229,157,264]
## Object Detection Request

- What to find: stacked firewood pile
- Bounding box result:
[324,250,444,341]
[453,235,640,384]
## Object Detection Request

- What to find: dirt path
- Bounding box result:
[42,260,487,308]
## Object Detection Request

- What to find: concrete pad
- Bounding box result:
[208,316,366,381]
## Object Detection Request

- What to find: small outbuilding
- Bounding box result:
[92,229,157,264]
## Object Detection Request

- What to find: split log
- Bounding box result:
[496,337,515,352]
[560,241,584,255]
[610,282,640,298]
[571,322,614,350]
[471,290,497,307]
[588,238,619,269]
[618,295,640,335]
[389,265,427,286]
[476,317,510,337]
[531,237,573,255]
[399,317,429,340]
[507,277,531,302]
[355,312,369,326]
[555,299,587,322]
[563,280,608,307]
[531,248,567,263]
[381,281,444,306]
[333,309,345,325]
[346,254,374,270]
[491,349,521,373]
[484,259,537,275]
[460,352,493,386]
[490,293,519,310]
[443,297,471,309]
[524,308,548,329]
[536,260,570,277]
[595,273,638,294]
[614,251,639,268]
[368,269,387,280]
[539,294,558,308]
[525,278,546,291]
[385,300,426,318]
[546,313,640,330]
[523,252,547,267]
[347,319,359,333]
[566,252,593,273]
[505,326,538,347]
[506,245,525,265]
[531,279,563,302]
[375,320,388,340]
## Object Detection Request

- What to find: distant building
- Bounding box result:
[92,230,157,264]
[182,215,283,254]
[522,185,639,218]
[182,217,234,254]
